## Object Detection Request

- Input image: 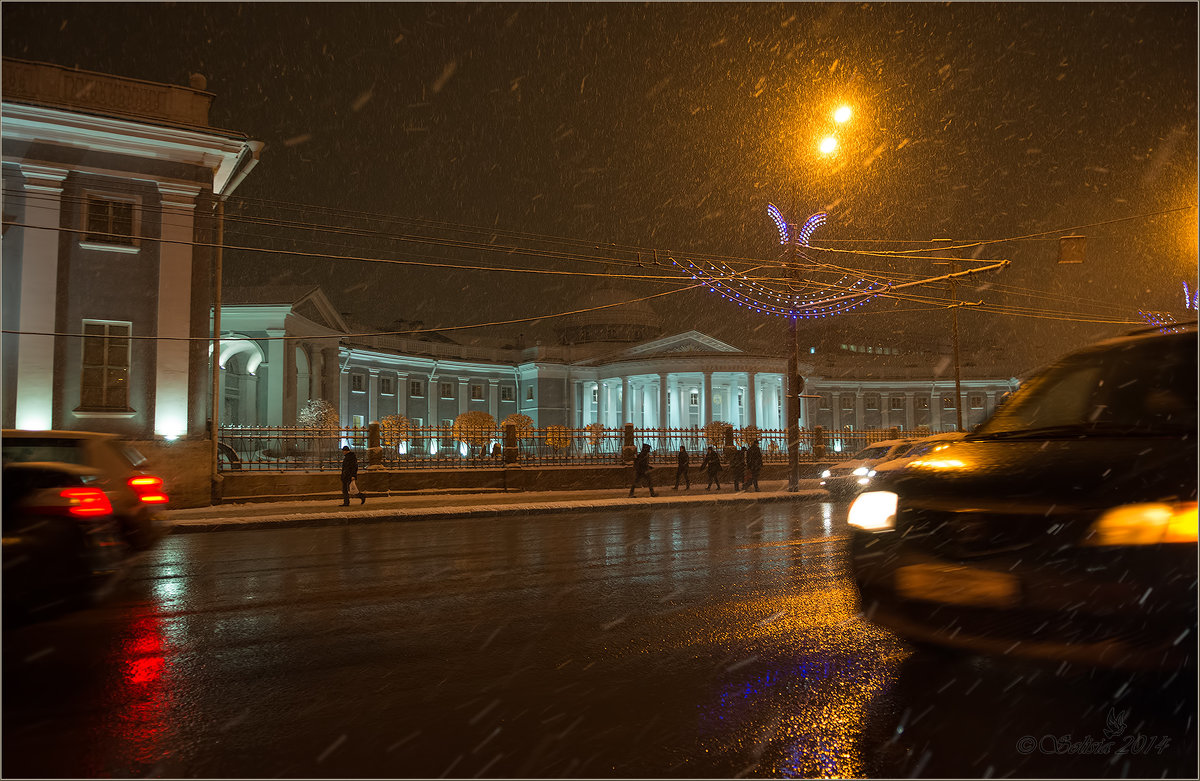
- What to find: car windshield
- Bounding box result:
[853,445,893,460]
[974,331,1197,437]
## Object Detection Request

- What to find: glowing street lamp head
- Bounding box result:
[819,135,838,155]
[833,105,852,123]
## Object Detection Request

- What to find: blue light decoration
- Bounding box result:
[1184,280,1199,311]
[672,203,884,320]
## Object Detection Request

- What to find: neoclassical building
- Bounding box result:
[216,284,1019,437]
[2,58,261,504]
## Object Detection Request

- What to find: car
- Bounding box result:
[2,461,130,620]
[819,438,916,497]
[2,430,171,551]
[847,324,1197,670]
[854,432,967,493]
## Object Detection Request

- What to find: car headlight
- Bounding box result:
[820,469,832,479]
[852,466,870,476]
[848,491,898,531]
[1083,502,1198,546]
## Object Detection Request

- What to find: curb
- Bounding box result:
[169,489,829,533]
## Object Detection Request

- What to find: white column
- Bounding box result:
[881,394,891,430]
[154,182,200,437]
[598,381,608,427]
[776,379,784,429]
[458,378,468,417]
[310,348,324,403]
[489,379,499,420]
[854,391,865,431]
[701,371,711,426]
[368,368,380,423]
[217,366,228,424]
[905,391,915,431]
[748,373,758,429]
[397,372,409,418]
[675,380,686,428]
[244,374,259,425]
[14,165,68,430]
[658,374,668,429]
[622,376,632,425]
[265,329,285,425]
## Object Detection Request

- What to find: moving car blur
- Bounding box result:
[2,430,172,621]
[854,431,967,493]
[820,438,915,497]
[848,324,1198,670]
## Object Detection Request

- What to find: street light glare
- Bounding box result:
[819,136,838,155]
[834,105,852,123]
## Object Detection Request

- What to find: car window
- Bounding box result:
[977,332,1197,436]
[891,444,913,457]
[855,445,892,460]
[1,437,88,466]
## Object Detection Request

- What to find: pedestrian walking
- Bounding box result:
[629,443,657,497]
[730,445,745,491]
[340,445,366,505]
[746,440,763,492]
[699,446,722,490]
[673,445,691,489]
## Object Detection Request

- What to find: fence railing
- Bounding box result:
[216,424,909,472]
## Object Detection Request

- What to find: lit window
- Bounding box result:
[916,396,930,410]
[440,382,454,399]
[352,415,364,428]
[80,320,130,410]
[689,392,699,407]
[942,395,956,410]
[410,380,424,398]
[470,384,484,400]
[85,197,136,246]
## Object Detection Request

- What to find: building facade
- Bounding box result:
[2,58,261,503]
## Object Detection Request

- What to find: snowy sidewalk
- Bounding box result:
[166,479,828,532]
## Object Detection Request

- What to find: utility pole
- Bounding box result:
[950,259,964,431]
[786,215,801,492]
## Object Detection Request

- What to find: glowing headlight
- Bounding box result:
[852,466,870,476]
[1083,502,1198,546]
[848,491,898,531]
[820,469,832,479]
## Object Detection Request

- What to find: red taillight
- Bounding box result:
[128,475,169,505]
[60,487,114,517]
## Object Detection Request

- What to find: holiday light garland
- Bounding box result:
[674,204,885,320]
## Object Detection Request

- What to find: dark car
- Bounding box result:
[2,462,130,620]
[847,325,1197,670]
[820,439,916,497]
[2,430,171,551]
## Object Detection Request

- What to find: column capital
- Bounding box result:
[157,181,202,209]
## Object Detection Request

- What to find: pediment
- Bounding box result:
[621,330,742,358]
[290,287,348,334]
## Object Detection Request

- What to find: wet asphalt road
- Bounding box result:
[3,502,1196,778]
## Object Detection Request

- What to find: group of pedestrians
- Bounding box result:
[630,441,764,496]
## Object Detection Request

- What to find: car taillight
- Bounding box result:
[128,475,169,505]
[61,487,114,518]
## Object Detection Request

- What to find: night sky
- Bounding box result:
[4,3,1197,371]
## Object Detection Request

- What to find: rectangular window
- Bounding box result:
[470,384,484,401]
[689,392,699,407]
[440,418,453,447]
[501,386,515,402]
[439,382,454,399]
[970,394,985,409]
[526,386,534,401]
[85,197,136,246]
[737,392,744,408]
[410,380,424,397]
[840,395,855,411]
[942,395,956,410]
[352,414,364,428]
[865,394,879,411]
[380,376,394,396]
[590,387,597,403]
[818,393,830,410]
[80,320,131,410]
[890,396,905,411]
[351,373,366,393]
[916,396,930,410]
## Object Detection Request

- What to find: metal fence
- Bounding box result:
[216,424,909,472]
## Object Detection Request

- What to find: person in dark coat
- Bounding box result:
[746,440,763,492]
[629,443,657,497]
[699,446,722,490]
[340,445,366,506]
[673,446,691,490]
[730,445,746,492]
